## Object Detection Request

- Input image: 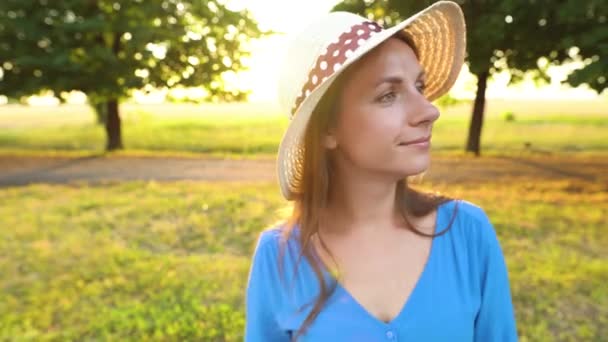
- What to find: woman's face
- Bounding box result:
[327,37,440,179]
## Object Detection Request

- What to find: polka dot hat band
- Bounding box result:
[290,21,383,117]
[276,1,466,200]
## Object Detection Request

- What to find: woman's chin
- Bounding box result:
[396,155,431,177]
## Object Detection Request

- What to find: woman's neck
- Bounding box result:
[322,168,403,237]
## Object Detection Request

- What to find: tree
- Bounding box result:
[549,0,607,93]
[332,0,603,155]
[0,0,262,150]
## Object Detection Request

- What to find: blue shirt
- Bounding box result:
[245,199,518,341]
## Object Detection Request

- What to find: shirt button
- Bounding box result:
[386,330,395,339]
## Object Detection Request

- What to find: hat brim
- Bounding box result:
[277,1,466,200]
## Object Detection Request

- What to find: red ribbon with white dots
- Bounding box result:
[291,20,384,116]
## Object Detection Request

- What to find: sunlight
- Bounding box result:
[233,0,600,103]
[5,0,601,106]
[226,0,342,33]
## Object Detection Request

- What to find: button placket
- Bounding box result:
[385,330,395,340]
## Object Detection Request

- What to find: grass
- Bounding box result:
[1,99,606,340]
[0,103,287,156]
[0,99,607,157]
[1,178,607,341]
[0,182,284,341]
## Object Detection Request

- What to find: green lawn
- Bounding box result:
[0,99,606,156]
[1,179,606,341]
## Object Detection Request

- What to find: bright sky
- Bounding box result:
[211,0,345,103]
[17,0,602,106]
[226,0,601,103]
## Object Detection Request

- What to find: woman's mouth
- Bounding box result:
[399,135,431,147]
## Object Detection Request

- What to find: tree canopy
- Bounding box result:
[549,0,607,92]
[0,0,263,149]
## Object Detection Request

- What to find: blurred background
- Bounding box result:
[0,0,606,341]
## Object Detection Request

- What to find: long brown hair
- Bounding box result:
[275,35,459,341]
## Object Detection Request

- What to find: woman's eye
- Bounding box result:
[378,91,397,103]
[416,81,426,93]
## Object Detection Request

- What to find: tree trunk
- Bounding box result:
[92,100,107,125]
[105,99,123,151]
[466,70,489,156]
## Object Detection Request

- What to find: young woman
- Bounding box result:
[245,2,518,341]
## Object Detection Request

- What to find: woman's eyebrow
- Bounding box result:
[375,76,403,88]
[374,70,426,88]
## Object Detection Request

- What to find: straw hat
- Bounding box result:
[276,1,466,200]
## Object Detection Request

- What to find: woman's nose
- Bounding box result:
[408,94,440,126]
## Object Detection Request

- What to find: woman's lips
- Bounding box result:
[399,135,431,146]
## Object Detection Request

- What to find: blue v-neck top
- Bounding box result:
[245,199,518,341]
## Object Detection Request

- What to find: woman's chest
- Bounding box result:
[279,234,481,341]
[315,230,434,324]
[335,243,432,324]
[280,279,478,342]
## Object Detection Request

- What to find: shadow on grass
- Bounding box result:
[498,156,598,183]
[0,153,107,187]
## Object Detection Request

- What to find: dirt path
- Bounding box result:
[0,154,605,187]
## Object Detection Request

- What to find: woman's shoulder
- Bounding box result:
[252,226,283,256]
[438,200,507,284]
[256,226,283,245]
[440,199,492,226]
[252,223,300,260]
[442,199,499,248]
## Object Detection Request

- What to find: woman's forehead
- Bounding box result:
[344,38,423,88]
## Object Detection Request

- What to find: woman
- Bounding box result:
[245,1,518,341]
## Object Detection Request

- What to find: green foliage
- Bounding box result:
[333,0,606,93]
[0,0,263,102]
[333,1,541,77]
[1,176,606,340]
[502,111,516,122]
[433,93,464,108]
[551,0,608,93]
